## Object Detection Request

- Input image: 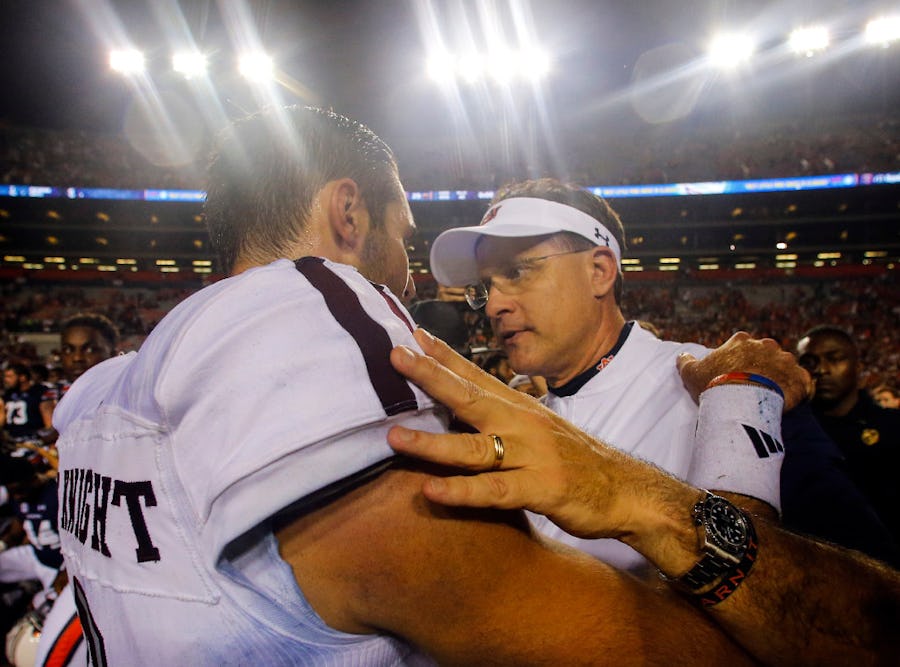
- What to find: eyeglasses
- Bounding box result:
[464,248,592,310]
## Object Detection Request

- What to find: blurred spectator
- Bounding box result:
[508,374,547,399]
[481,353,514,384]
[871,384,899,410]
[1,363,55,445]
[0,274,896,405]
[3,112,898,193]
[407,300,470,356]
[0,457,61,610]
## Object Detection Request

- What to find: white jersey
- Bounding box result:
[532,324,782,574]
[54,258,443,666]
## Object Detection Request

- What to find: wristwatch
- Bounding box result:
[674,491,753,593]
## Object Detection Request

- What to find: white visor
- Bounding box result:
[429,197,622,286]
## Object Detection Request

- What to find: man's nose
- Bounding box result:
[484,283,515,318]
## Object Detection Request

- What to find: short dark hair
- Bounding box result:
[205,106,403,274]
[7,362,29,379]
[490,178,627,304]
[62,313,119,348]
[800,325,856,350]
[30,363,49,383]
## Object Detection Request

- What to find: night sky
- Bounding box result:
[0,0,896,150]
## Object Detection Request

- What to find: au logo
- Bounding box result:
[480,205,501,226]
[861,428,880,446]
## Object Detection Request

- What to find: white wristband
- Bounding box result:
[688,383,784,512]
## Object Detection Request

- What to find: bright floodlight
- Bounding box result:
[457,53,483,84]
[109,49,145,74]
[485,49,516,84]
[427,47,550,85]
[173,52,208,78]
[520,47,550,81]
[789,26,830,56]
[865,16,900,46]
[708,33,756,68]
[238,52,274,81]
[426,51,455,83]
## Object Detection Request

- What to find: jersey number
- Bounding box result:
[5,400,28,426]
[23,518,60,550]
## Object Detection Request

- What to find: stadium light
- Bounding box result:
[707,32,756,68]
[427,47,550,85]
[520,47,550,81]
[865,16,900,46]
[485,49,516,84]
[173,51,208,79]
[789,26,830,56]
[426,51,455,82]
[238,52,274,81]
[109,49,145,75]
[457,53,484,84]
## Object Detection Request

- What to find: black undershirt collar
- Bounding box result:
[548,321,635,398]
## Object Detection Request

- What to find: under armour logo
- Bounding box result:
[594,227,610,246]
[742,424,784,458]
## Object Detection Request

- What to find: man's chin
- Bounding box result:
[503,352,544,379]
[812,394,844,410]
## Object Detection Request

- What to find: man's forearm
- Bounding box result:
[622,483,900,666]
[387,332,900,666]
[710,519,900,667]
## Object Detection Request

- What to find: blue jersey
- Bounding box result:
[4,384,53,441]
[17,479,62,570]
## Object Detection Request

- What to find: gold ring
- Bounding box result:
[490,434,505,470]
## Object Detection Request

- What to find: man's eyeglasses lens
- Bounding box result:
[462,248,594,311]
[465,283,489,310]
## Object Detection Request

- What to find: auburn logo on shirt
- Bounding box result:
[595,354,615,372]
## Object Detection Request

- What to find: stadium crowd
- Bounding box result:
[1,112,898,192]
[2,273,897,396]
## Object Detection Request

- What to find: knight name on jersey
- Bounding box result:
[59,467,161,564]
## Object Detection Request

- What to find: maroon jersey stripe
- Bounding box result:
[372,284,415,334]
[295,257,418,416]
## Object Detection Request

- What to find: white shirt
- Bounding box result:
[532,324,782,573]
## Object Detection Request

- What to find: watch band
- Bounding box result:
[679,550,737,591]
[696,522,759,607]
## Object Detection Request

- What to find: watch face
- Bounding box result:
[706,497,748,552]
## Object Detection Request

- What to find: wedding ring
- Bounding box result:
[490,434,505,470]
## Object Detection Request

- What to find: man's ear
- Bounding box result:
[328,178,368,249]
[589,246,619,299]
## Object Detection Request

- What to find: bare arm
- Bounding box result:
[39,398,56,430]
[275,459,754,666]
[386,329,900,666]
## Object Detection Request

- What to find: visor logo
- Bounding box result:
[481,205,501,225]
